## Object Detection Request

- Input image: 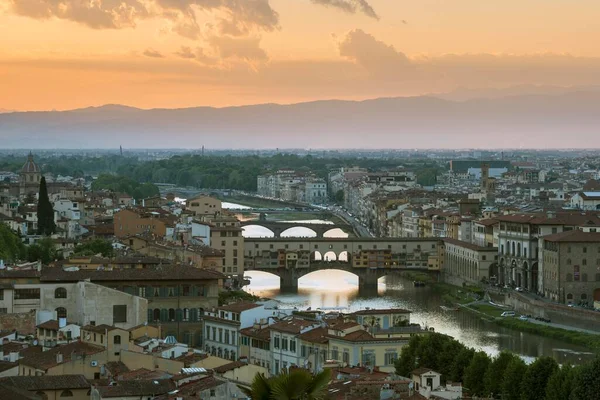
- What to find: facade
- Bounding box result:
[443,238,498,285]
[113,208,174,239]
[540,230,600,304]
[210,215,244,280]
[239,322,272,372]
[570,192,600,210]
[186,195,222,218]
[269,317,322,375]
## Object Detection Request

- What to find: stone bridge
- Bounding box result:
[243,237,443,292]
[240,221,355,238]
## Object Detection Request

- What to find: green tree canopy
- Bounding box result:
[501,358,528,400]
[521,357,559,400]
[91,174,160,200]
[0,224,26,262]
[484,351,520,397]
[241,369,331,400]
[73,239,114,257]
[545,364,577,400]
[570,358,600,400]
[463,351,491,396]
[36,176,56,236]
[27,237,59,264]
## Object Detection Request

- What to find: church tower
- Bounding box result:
[20,152,42,185]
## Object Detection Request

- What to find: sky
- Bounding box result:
[1,0,600,111]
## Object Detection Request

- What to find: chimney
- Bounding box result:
[56,353,63,364]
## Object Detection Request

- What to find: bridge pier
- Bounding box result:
[357,269,383,291]
[279,269,300,293]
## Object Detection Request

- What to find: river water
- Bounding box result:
[227,201,596,364]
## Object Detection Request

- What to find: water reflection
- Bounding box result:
[244,271,595,364]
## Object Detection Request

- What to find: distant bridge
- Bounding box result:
[240,220,355,238]
[243,237,442,291]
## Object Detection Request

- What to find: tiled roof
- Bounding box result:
[19,341,104,371]
[0,361,17,373]
[82,324,121,334]
[0,375,89,390]
[0,383,41,400]
[298,327,329,344]
[105,361,130,376]
[411,367,438,376]
[0,269,40,279]
[174,352,208,367]
[542,229,600,243]
[37,320,59,330]
[218,302,261,313]
[239,326,271,341]
[269,318,319,334]
[329,321,360,331]
[213,361,246,373]
[95,379,175,397]
[40,265,224,282]
[155,376,225,398]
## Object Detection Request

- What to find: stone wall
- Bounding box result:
[0,310,36,335]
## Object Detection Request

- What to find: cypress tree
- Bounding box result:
[36,176,56,236]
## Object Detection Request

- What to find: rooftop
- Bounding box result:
[542,229,600,243]
[269,318,319,334]
[19,341,104,371]
[94,379,175,398]
[443,238,497,252]
[218,302,262,313]
[40,264,224,282]
[0,375,89,391]
[351,308,411,316]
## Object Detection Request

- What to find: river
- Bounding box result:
[228,201,596,364]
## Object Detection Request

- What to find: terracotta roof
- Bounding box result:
[213,361,246,373]
[40,265,224,282]
[269,318,319,334]
[298,327,329,344]
[443,238,497,252]
[351,308,411,316]
[542,229,600,243]
[239,326,271,341]
[155,376,225,399]
[19,341,104,371]
[0,375,89,391]
[474,218,498,227]
[174,352,208,367]
[0,361,17,373]
[329,321,360,331]
[411,367,439,376]
[82,324,121,334]
[95,379,175,397]
[105,361,130,376]
[21,154,40,174]
[0,269,40,279]
[333,330,375,342]
[37,320,60,330]
[0,383,40,400]
[218,302,261,313]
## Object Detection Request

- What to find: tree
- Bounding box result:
[73,239,114,257]
[448,347,474,383]
[27,237,59,264]
[520,356,558,400]
[545,364,576,400]
[570,357,600,400]
[501,358,528,400]
[484,351,519,398]
[241,369,331,400]
[334,190,344,204]
[36,176,56,236]
[463,351,490,396]
[0,224,26,262]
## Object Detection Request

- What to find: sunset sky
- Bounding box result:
[1,0,600,111]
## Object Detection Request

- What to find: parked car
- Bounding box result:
[501,311,516,317]
[519,315,528,321]
[515,287,524,292]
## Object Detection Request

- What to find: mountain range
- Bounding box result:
[1,88,600,149]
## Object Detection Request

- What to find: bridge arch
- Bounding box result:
[323,227,350,238]
[311,251,323,261]
[280,226,318,238]
[241,224,275,238]
[323,251,337,261]
[338,251,349,262]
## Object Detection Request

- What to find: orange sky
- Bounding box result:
[1,0,600,111]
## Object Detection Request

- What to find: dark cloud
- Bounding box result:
[143,49,165,58]
[338,29,411,77]
[311,0,379,20]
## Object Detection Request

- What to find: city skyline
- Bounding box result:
[2,0,600,111]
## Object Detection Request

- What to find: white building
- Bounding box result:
[269,317,321,375]
[570,192,600,210]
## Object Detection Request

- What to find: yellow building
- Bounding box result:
[186,195,222,218]
[0,375,91,400]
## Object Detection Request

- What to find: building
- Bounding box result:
[203,302,276,362]
[186,195,222,218]
[570,192,600,210]
[0,375,91,400]
[540,230,600,304]
[443,238,498,285]
[36,319,81,349]
[210,215,244,282]
[113,208,175,239]
[239,322,272,372]
[269,317,321,375]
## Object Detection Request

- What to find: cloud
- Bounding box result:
[311,0,379,20]
[338,29,411,77]
[208,36,268,62]
[174,46,218,65]
[143,49,165,58]
[5,0,279,37]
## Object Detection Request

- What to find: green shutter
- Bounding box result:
[160,287,167,297]
[146,286,154,298]
[147,309,153,323]
[176,309,183,322]
[190,308,198,322]
[160,309,168,322]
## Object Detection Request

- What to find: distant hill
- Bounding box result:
[1,91,600,149]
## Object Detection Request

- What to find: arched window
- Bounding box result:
[511,242,515,255]
[153,309,160,322]
[54,287,67,299]
[582,273,588,282]
[517,243,521,257]
[60,390,73,397]
[566,293,573,300]
[168,308,175,321]
[567,259,572,265]
[114,335,121,345]
[56,307,67,319]
[581,293,588,300]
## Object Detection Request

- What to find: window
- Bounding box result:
[331,347,339,360]
[274,336,280,349]
[60,390,73,397]
[290,340,296,353]
[574,266,580,281]
[567,246,571,253]
[567,293,573,300]
[567,258,572,265]
[384,352,398,365]
[582,273,588,282]
[114,335,121,345]
[221,240,226,246]
[282,337,288,351]
[113,305,127,323]
[14,288,40,300]
[301,345,306,357]
[583,259,587,266]
[343,350,350,364]
[56,307,67,319]
[54,287,67,299]
[182,285,190,296]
